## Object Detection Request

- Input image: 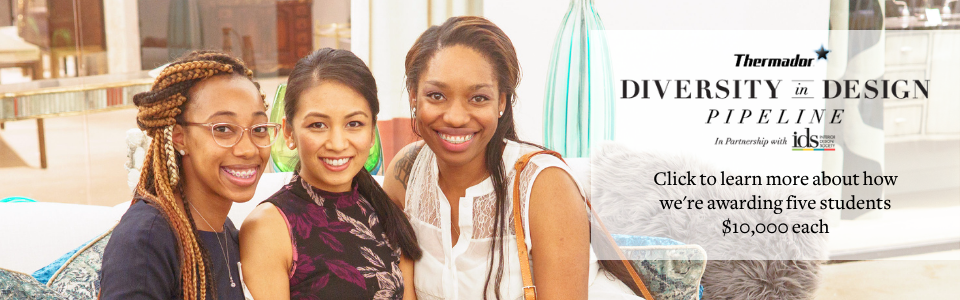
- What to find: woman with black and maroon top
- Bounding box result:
[239,48,421,300]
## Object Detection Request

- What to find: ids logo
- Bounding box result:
[792,128,835,151]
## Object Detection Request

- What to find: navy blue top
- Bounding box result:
[100,200,244,300]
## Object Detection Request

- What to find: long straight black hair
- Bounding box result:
[283,48,421,260]
[404,17,643,299]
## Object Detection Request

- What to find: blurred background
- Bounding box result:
[0,1,957,298]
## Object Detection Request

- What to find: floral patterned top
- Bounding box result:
[262,174,403,300]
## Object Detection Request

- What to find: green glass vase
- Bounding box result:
[543,0,614,158]
[269,84,383,174]
[269,85,297,173]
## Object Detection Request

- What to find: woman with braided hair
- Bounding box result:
[100,50,279,300]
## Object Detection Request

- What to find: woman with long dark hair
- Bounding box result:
[100,50,276,300]
[239,48,421,300]
[383,16,645,299]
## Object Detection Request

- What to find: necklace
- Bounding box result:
[452,223,461,244]
[190,202,237,288]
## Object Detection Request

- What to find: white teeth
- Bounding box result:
[323,158,349,166]
[438,133,474,144]
[224,167,256,179]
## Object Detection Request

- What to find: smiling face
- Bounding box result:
[285,80,374,193]
[175,75,270,204]
[412,45,506,170]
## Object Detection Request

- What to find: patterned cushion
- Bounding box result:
[32,245,82,284]
[0,268,62,299]
[613,234,707,300]
[613,234,686,247]
[46,228,113,299]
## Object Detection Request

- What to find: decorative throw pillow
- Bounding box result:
[613,234,707,300]
[0,268,62,299]
[46,228,113,299]
[32,246,82,284]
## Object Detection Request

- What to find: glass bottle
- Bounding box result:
[543,0,614,158]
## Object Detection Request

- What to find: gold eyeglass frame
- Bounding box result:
[182,122,282,148]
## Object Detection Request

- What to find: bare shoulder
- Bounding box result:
[528,166,584,220]
[383,141,425,209]
[526,168,591,300]
[239,202,287,246]
[530,167,581,201]
[239,202,294,298]
[386,140,426,189]
[239,202,293,269]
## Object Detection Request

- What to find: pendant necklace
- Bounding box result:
[190,202,237,288]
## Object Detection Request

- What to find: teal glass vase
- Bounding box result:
[543,0,614,158]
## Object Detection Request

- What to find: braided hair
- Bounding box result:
[132,50,263,300]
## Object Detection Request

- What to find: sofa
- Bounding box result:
[0,141,830,300]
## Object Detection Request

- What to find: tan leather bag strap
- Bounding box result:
[512,150,654,300]
[512,151,543,300]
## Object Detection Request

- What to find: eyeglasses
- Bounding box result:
[182,122,281,148]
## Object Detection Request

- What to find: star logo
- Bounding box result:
[815,45,830,61]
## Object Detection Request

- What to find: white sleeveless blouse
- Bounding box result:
[404,140,642,300]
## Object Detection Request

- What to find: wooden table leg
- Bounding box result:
[29,60,43,80]
[50,52,61,79]
[37,118,47,169]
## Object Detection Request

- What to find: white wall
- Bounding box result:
[104,0,142,74]
[368,0,430,121]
